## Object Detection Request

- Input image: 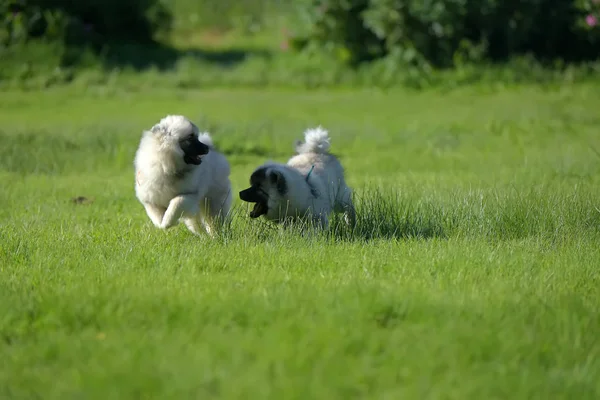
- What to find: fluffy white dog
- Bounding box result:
[239,126,355,229]
[134,115,232,237]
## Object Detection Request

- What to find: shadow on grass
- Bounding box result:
[328,189,447,242]
[0,129,133,175]
[63,41,271,72]
[328,209,446,242]
[224,190,447,243]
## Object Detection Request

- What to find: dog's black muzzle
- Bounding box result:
[239,187,262,203]
[182,139,210,165]
[239,187,269,218]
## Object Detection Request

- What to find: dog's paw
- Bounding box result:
[160,219,179,230]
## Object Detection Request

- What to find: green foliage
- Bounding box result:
[0,0,171,48]
[2,45,599,92]
[292,0,600,69]
[1,0,600,90]
[168,0,284,34]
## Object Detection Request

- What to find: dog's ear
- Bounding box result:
[250,167,268,186]
[294,140,304,154]
[151,124,165,136]
[269,170,283,185]
[269,170,287,195]
[269,170,282,184]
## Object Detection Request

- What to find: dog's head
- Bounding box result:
[239,164,288,219]
[150,115,210,165]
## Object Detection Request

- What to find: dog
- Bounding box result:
[239,126,355,229]
[134,115,232,237]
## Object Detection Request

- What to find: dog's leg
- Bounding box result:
[201,217,216,238]
[342,201,356,228]
[200,185,232,237]
[143,203,166,227]
[161,194,199,230]
[199,197,217,238]
[316,214,329,230]
[335,188,356,228]
[183,217,204,236]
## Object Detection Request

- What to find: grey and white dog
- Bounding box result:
[134,115,232,237]
[239,126,355,229]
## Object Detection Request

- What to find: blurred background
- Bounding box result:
[1,0,599,91]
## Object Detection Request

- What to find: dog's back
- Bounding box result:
[288,127,351,209]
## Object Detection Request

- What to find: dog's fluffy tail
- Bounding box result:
[198,132,214,148]
[295,126,331,154]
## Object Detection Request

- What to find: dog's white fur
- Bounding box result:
[250,126,355,229]
[134,115,232,237]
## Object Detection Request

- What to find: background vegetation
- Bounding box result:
[1,0,599,89]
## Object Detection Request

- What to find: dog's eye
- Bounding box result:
[181,134,195,143]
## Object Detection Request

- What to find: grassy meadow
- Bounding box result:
[1,83,600,399]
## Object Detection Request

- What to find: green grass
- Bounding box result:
[1,83,600,399]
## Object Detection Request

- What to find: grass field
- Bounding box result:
[1,84,599,399]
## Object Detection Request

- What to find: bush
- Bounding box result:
[0,0,171,48]
[291,0,600,69]
[168,0,283,34]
